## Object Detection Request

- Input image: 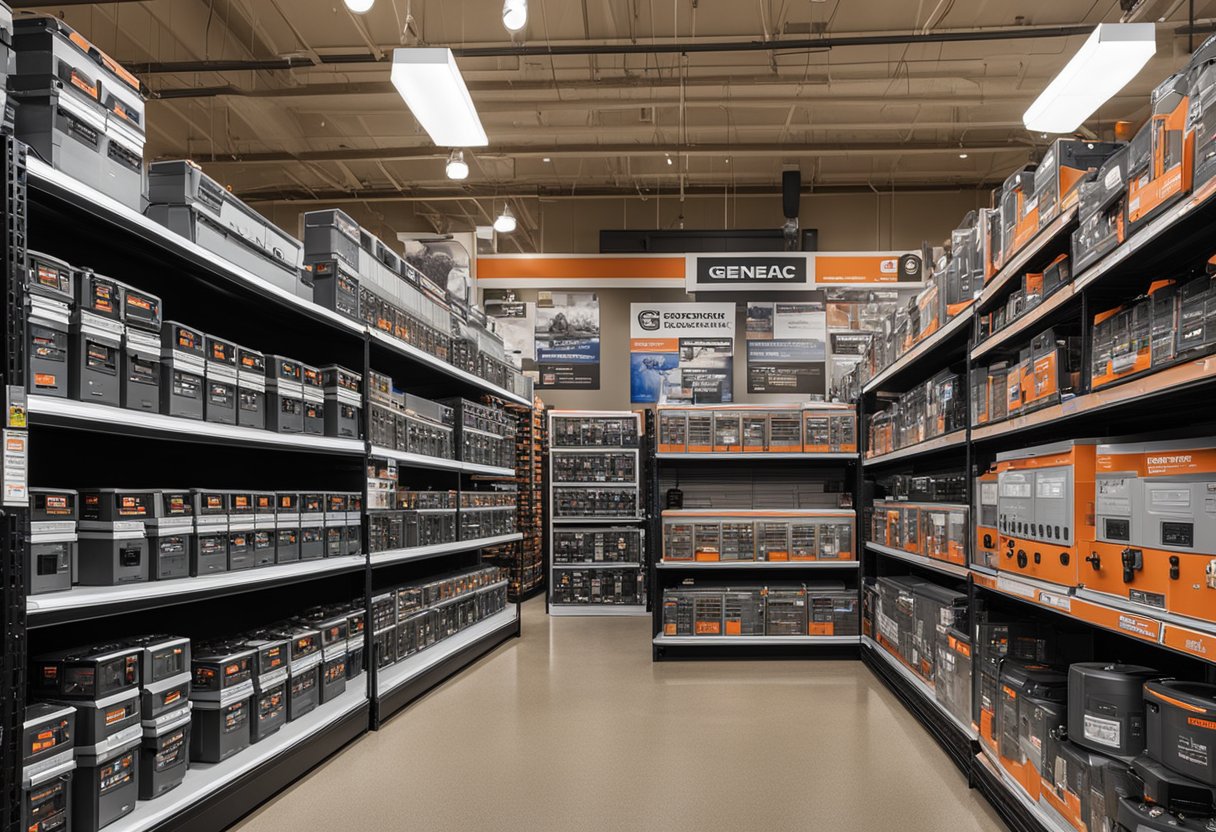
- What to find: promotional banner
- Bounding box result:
[745,298,827,394]
[533,292,601,389]
[630,303,735,403]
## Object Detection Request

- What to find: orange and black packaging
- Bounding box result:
[1041,254,1073,298]
[984,200,1005,283]
[1073,144,1130,273]
[1001,166,1039,258]
[1144,679,1216,787]
[971,366,990,426]
[1176,269,1216,359]
[1186,35,1216,193]
[998,660,1067,798]
[1091,299,1151,390]
[974,469,1000,570]
[26,251,76,400]
[1127,70,1194,235]
[1022,327,1081,412]
[1091,439,1216,624]
[1149,279,1180,369]
[995,440,1099,588]
[1033,138,1122,228]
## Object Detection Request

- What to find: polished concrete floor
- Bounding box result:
[234,598,1007,832]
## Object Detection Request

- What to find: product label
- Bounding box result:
[1178,734,1211,769]
[1083,713,1121,749]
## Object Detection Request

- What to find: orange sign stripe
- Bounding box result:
[478,256,685,280]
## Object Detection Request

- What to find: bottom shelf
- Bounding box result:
[373,607,520,727]
[110,684,369,832]
[548,604,648,617]
[860,636,975,741]
[860,637,974,774]
[652,632,860,660]
[972,749,1075,832]
[654,634,859,646]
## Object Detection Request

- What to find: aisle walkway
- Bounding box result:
[234,598,1006,832]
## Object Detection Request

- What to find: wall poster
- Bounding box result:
[533,292,601,390]
[745,297,827,395]
[629,303,735,403]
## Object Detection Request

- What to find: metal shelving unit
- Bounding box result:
[545,409,648,616]
[7,141,526,832]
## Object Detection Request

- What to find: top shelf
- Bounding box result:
[976,206,1078,313]
[26,160,531,408]
[26,159,363,341]
[862,310,971,396]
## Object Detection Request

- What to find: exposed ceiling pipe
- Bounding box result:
[237,180,1006,203]
[193,140,1027,165]
[128,25,1098,74]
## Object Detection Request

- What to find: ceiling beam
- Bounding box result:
[128,24,1099,74]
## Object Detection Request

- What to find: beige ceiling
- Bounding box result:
[21,0,1216,226]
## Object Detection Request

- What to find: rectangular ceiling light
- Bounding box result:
[391,47,488,147]
[1023,23,1156,134]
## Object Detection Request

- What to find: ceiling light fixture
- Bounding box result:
[542,156,551,162]
[494,206,517,234]
[391,48,488,147]
[445,150,469,180]
[344,0,374,13]
[958,152,968,159]
[666,155,673,166]
[1023,23,1156,134]
[503,0,527,32]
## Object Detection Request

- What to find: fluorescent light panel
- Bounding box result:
[1023,23,1156,134]
[391,48,488,147]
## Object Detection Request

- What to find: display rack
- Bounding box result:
[545,409,648,616]
[5,136,524,832]
[648,405,861,660]
[852,149,1216,832]
[484,398,546,601]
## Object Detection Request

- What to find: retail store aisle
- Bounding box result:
[233,599,1004,832]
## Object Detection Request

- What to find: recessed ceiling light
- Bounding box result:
[959,153,968,159]
[542,156,551,162]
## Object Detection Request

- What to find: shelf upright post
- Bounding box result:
[1,135,29,832]
[360,332,377,727]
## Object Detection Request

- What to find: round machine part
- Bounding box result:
[1069,662,1163,760]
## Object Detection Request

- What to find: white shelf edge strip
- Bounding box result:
[862,635,976,739]
[105,685,368,832]
[368,446,514,476]
[657,560,859,569]
[864,542,970,578]
[654,634,860,645]
[367,330,531,407]
[27,555,368,615]
[548,604,648,616]
[376,607,519,697]
[863,310,972,394]
[370,534,523,566]
[655,452,856,460]
[29,396,365,453]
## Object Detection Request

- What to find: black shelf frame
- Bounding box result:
[853,173,1216,832]
[5,142,526,832]
[647,409,861,662]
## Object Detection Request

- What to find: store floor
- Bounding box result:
[234,598,1005,832]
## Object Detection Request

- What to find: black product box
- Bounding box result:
[299,493,325,560]
[71,270,123,407]
[77,488,153,586]
[204,334,238,425]
[265,625,321,721]
[160,321,206,420]
[119,282,162,413]
[1133,753,1216,816]
[240,636,289,743]
[301,363,325,436]
[265,354,304,433]
[27,487,76,596]
[138,708,190,800]
[147,490,194,581]
[125,634,191,723]
[1145,680,1216,787]
[1150,280,1180,368]
[190,696,250,764]
[237,345,267,430]
[322,364,362,438]
[765,587,807,636]
[251,491,277,568]
[73,738,139,832]
[933,627,972,728]
[310,259,361,321]
[20,702,77,832]
[1177,275,1216,358]
[226,490,255,571]
[26,250,76,399]
[345,608,366,680]
[275,492,300,563]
